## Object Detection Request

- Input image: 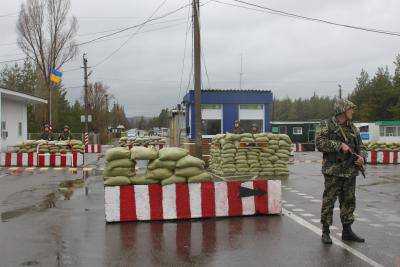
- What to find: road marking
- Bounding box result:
[303,196,314,199]
[355,218,370,222]
[290,190,299,193]
[310,199,322,203]
[296,193,307,196]
[292,208,305,212]
[39,167,48,171]
[0,173,9,178]
[285,187,293,190]
[282,208,384,267]
[281,200,287,203]
[311,219,320,223]
[369,224,384,228]
[300,213,314,217]
[388,223,400,228]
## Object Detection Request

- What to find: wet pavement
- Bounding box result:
[0,152,399,266]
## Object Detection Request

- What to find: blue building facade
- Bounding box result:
[183,89,273,139]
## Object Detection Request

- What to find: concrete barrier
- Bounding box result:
[85,144,102,153]
[366,150,399,165]
[104,180,281,222]
[0,152,84,167]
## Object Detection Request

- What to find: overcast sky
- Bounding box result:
[1,0,400,116]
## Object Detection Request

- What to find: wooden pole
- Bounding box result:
[193,0,202,158]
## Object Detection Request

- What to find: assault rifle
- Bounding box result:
[344,150,366,178]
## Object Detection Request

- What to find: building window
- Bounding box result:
[293,127,303,135]
[239,104,263,110]
[240,120,263,132]
[202,119,221,135]
[201,104,222,110]
[18,122,22,137]
[379,126,399,137]
[279,126,287,134]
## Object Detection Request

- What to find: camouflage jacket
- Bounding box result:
[316,116,367,178]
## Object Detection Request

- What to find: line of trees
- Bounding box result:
[273,55,400,122]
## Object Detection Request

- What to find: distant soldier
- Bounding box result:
[59,125,72,141]
[40,123,54,141]
[251,123,260,134]
[316,99,366,244]
[232,120,244,134]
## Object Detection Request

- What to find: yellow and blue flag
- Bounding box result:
[50,68,62,84]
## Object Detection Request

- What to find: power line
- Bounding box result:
[214,0,400,37]
[76,3,190,47]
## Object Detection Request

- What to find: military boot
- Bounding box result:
[321,225,332,244]
[342,224,365,242]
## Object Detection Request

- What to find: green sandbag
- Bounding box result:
[147,168,173,180]
[221,148,236,154]
[236,168,250,173]
[247,156,258,161]
[104,176,131,186]
[222,143,236,150]
[221,164,235,169]
[278,134,292,143]
[176,155,205,169]
[221,157,235,163]
[261,148,275,154]
[268,134,279,140]
[254,133,268,138]
[236,160,248,164]
[175,167,204,177]
[105,147,130,161]
[106,159,133,169]
[131,146,158,160]
[130,175,159,185]
[159,147,188,161]
[268,140,278,145]
[236,163,250,169]
[188,172,213,183]
[235,156,247,161]
[255,137,268,142]
[221,168,236,174]
[269,145,279,150]
[274,167,289,172]
[277,149,291,155]
[276,153,290,159]
[161,175,187,186]
[259,172,274,176]
[148,159,176,170]
[241,137,255,143]
[269,155,279,162]
[225,133,241,141]
[240,133,253,138]
[275,171,289,176]
[247,159,259,164]
[278,140,291,147]
[103,167,134,177]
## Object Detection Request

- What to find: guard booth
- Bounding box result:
[270,121,321,151]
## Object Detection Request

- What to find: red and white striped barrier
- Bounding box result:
[104,180,281,222]
[366,150,399,165]
[292,143,304,152]
[0,152,84,167]
[85,144,102,153]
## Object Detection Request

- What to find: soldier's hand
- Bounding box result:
[339,143,351,153]
[355,155,364,167]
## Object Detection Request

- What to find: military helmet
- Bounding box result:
[334,99,356,115]
[64,125,70,130]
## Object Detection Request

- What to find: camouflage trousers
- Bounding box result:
[321,175,356,226]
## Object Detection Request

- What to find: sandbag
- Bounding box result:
[221,164,235,169]
[188,172,213,183]
[176,155,205,169]
[161,175,187,186]
[221,157,235,163]
[222,143,236,150]
[147,168,173,180]
[278,134,292,143]
[105,147,130,161]
[276,153,290,159]
[104,176,131,186]
[277,149,291,155]
[254,133,268,138]
[240,133,253,138]
[236,163,250,169]
[175,167,204,177]
[103,167,134,177]
[130,175,159,185]
[278,140,291,147]
[268,140,278,145]
[159,147,188,161]
[241,137,255,143]
[106,159,133,169]
[148,159,176,170]
[269,155,279,162]
[255,137,268,142]
[261,148,275,154]
[235,156,247,161]
[131,146,158,160]
[259,172,274,176]
[221,148,236,155]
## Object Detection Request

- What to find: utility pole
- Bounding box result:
[239,53,243,89]
[83,53,89,144]
[338,84,342,99]
[193,0,202,158]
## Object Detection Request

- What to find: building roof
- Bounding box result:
[0,87,47,104]
[183,89,273,104]
[374,120,400,126]
[197,89,272,93]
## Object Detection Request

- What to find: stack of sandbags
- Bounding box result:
[130,146,160,184]
[266,134,291,176]
[364,141,400,151]
[15,140,37,153]
[69,140,85,153]
[103,147,134,186]
[175,155,211,184]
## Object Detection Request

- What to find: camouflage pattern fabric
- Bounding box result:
[315,116,366,178]
[321,174,356,225]
[334,99,357,116]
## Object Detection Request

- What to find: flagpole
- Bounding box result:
[49,82,52,125]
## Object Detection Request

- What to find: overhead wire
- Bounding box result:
[214,0,400,37]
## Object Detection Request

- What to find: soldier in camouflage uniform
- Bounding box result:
[316,99,366,244]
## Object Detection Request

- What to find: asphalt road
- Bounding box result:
[0,152,399,267]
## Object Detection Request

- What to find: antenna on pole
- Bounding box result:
[239,53,243,89]
[338,84,342,99]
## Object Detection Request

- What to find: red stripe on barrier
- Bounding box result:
[50,154,56,167]
[5,153,11,167]
[383,151,390,164]
[38,154,45,167]
[394,151,399,165]
[17,153,23,166]
[175,183,191,219]
[253,180,268,214]
[85,145,89,153]
[371,150,377,165]
[28,153,34,167]
[148,184,163,220]
[119,186,137,221]
[201,182,216,217]
[227,181,243,216]
[72,152,77,167]
[61,154,66,167]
